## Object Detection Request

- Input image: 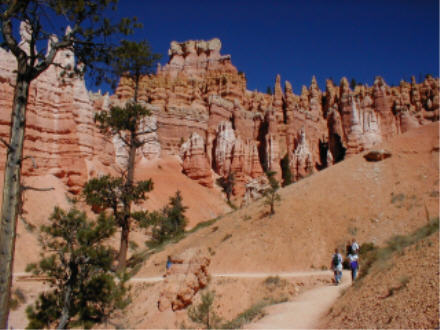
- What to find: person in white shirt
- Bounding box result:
[348,253,359,281]
[351,238,359,254]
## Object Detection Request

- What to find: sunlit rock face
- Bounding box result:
[180,132,213,188]
[0,28,112,194]
[0,35,437,200]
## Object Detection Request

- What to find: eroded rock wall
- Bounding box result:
[115,38,438,200]
[0,35,438,201]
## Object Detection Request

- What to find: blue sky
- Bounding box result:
[101,0,438,93]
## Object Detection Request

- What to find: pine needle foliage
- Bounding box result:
[25,207,129,329]
[94,103,152,144]
[111,40,161,83]
[82,174,153,271]
[83,175,153,217]
[145,191,188,245]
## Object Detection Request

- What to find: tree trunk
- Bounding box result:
[56,284,72,329]
[116,131,136,272]
[117,220,130,271]
[56,259,77,330]
[0,76,30,329]
[116,74,139,272]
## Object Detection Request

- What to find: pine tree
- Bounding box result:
[263,171,281,215]
[165,190,188,235]
[25,207,129,329]
[147,191,188,245]
[0,2,140,326]
[89,40,160,271]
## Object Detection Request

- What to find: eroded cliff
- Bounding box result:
[0,36,438,203]
[114,38,439,200]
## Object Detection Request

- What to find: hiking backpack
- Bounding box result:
[332,254,340,267]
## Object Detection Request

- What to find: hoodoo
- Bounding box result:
[0,37,438,201]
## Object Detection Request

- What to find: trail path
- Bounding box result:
[14,270,340,283]
[13,270,350,329]
[246,270,351,329]
[128,270,337,282]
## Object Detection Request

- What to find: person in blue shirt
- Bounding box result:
[166,256,172,271]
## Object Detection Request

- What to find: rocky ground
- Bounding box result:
[320,231,439,328]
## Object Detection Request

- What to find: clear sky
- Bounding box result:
[99,0,439,93]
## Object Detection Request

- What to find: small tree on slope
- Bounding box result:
[147,190,188,245]
[0,2,139,326]
[25,207,129,329]
[264,171,281,215]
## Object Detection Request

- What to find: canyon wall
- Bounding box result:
[114,38,439,199]
[0,35,438,201]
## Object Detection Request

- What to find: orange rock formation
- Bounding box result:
[114,38,438,199]
[0,35,438,201]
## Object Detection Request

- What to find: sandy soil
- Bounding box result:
[0,155,230,273]
[247,271,351,329]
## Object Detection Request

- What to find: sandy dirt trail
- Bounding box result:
[14,269,341,283]
[246,270,351,329]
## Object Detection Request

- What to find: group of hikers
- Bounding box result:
[331,238,359,285]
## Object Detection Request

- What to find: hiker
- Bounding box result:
[166,256,172,271]
[346,240,353,257]
[351,238,359,254]
[331,248,343,285]
[348,253,359,281]
[344,240,353,269]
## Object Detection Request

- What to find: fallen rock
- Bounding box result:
[363,149,392,161]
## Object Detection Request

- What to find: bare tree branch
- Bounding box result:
[0,137,14,152]
[22,155,37,168]
[135,127,157,136]
[117,132,130,146]
[21,186,54,192]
